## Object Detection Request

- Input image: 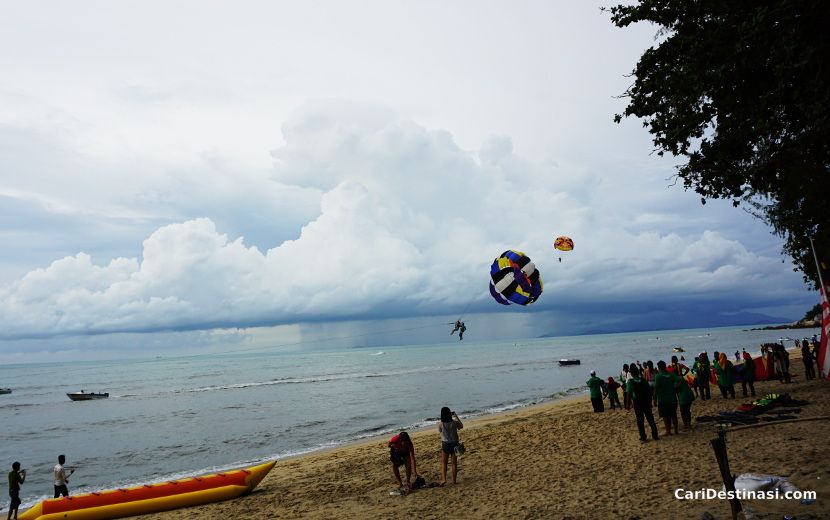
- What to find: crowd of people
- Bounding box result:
[585,336,823,443]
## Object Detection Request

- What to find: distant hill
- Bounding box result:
[540,311,793,337]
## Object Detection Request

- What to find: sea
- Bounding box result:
[0,325,819,510]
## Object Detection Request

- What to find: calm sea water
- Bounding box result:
[0,325,818,510]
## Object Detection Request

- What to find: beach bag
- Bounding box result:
[454,442,466,456]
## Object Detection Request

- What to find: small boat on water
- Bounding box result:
[67,391,109,401]
[19,460,276,520]
[558,359,581,366]
[672,346,685,352]
[0,388,11,395]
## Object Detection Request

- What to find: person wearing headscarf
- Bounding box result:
[714,352,736,398]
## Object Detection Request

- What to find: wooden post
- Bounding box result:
[710,427,742,520]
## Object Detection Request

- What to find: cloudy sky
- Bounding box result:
[0,1,815,362]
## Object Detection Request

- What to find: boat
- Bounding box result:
[67,392,109,401]
[19,460,276,520]
[0,388,11,395]
[672,346,685,352]
[558,359,581,366]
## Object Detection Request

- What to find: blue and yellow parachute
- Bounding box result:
[489,250,543,306]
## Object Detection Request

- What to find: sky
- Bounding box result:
[0,1,817,362]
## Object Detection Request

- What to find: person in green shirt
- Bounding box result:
[714,352,736,398]
[8,461,25,520]
[626,364,659,442]
[676,376,696,430]
[586,371,605,413]
[653,360,679,436]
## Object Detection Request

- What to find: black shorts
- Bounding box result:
[54,484,69,498]
[658,402,677,418]
[10,490,21,509]
[441,441,459,455]
[390,450,409,467]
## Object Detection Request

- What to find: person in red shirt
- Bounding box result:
[388,432,418,489]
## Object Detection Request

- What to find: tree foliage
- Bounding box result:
[608,1,830,289]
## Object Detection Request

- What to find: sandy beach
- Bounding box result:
[136,350,830,520]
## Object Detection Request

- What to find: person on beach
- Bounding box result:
[697,353,712,400]
[772,343,791,383]
[626,365,659,442]
[53,454,74,498]
[654,361,679,436]
[606,376,622,410]
[689,356,701,398]
[643,361,657,406]
[8,462,25,520]
[801,340,816,380]
[667,355,689,378]
[714,353,736,399]
[388,432,418,490]
[676,374,695,430]
[740,351,756,397]
[620,364,632,410]
[587,370,605,413]
[438,407,464,485]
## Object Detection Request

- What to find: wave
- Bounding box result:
[115,358,549,398]
[369,351,385,356]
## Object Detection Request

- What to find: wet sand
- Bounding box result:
[142,350,830,519]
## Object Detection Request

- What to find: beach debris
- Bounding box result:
[489,250,543,306]
[730,473,799,494]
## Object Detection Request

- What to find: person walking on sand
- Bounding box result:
[606,376,622,410]
[626,365,659,443]
[53,454,74,498]
[438,407,463,485]
[654,361,679,436]
[714,353,736,399]
[388,431,418,490]
[587,370,605,413]
[8,462,25,520]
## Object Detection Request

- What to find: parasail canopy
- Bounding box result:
[553,236,574,252]
[489,250,543,306]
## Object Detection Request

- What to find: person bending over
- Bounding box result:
[388,432,418,490]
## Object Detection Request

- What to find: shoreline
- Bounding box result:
[142,347,830,519]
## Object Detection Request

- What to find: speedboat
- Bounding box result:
[0,388,11,395]
[672,346,685,352]
[67,391,109,401]
[558,359,581,366]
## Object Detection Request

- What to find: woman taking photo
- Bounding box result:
[438,406,463,485]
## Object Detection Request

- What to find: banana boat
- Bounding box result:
[19,460,275,520]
